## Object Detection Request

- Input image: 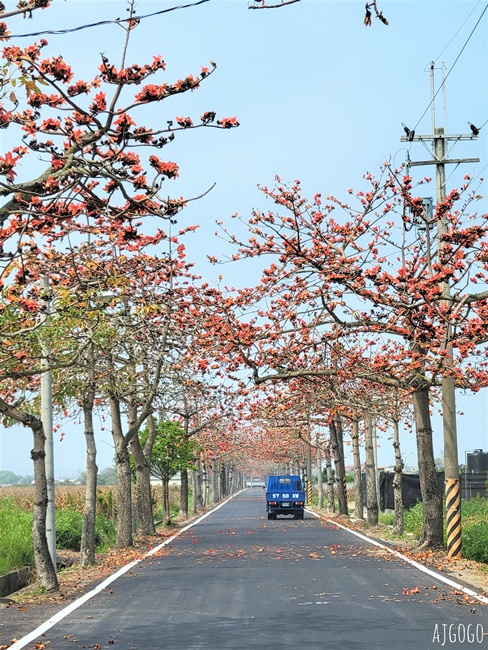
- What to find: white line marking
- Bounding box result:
[305,508,488,605]
[9,491,243,650]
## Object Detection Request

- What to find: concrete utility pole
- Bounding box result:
[401,62,479,558]
[40,275,56,569]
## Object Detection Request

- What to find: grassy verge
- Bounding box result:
[0,499,116,574]
[373,498,488,564]
[0,483,189,575]
[0,498,34,575]
[56,509,116,552]
[313,491,488,564]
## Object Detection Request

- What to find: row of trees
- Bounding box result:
[0,0,250,591]
[0,1,485,593]
[206,168,487,547]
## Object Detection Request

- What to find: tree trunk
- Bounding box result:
[220,463,226,499]
[392,418,404,535]
[324,440,335,513]
[126,383,154,537]
[211,459,219,503]
[202,460,209,507]
[179,468,189,518]
[81,382,97,567]
[0,398,58,590]
[31,416,59,591]
[228,464,234,494]
[412,385,443,548]
[162,478,171,525]
[364,410,378,525]
[193,459,204,511]
[316,441,324,509]
[330,419,348,515]
[130,434,155,535]
[351,419,364,521]
[110,396,133,548]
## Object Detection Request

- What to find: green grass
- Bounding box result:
[0,498,34,574]
[460,497,488,563]
[403,501,424,539]
[56,509,116,551]
[0,499,116,574]
[402,497,488,563]
[378,512,394,526]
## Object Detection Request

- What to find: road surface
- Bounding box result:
[8,489,488,649]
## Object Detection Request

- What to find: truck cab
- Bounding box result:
[265,475,305,520]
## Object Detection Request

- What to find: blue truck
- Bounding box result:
[265,475,305,520]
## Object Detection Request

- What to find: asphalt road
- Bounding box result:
[8,489,488,649]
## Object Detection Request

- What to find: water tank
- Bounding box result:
[466,450,488,473]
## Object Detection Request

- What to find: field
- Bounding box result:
[0,484,182,575]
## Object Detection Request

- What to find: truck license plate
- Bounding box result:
[281,503,290,507]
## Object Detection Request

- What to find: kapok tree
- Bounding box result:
[0,1,238,587]
[161,362,241,515]
[214,169,488,549]
[137,419,198,526]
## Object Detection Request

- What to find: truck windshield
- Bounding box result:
[268,477,302,491]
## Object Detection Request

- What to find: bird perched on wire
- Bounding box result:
[402,123,415,142]
[468,122,480,135]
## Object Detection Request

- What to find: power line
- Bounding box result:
[432,0,482,64]
[6,0,212,39]
[413,3,488,132]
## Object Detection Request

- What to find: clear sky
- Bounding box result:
[0,0,487,477]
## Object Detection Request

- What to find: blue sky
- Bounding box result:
[1,0,487,477]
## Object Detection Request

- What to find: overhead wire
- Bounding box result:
[4,0,212,39]
[413,3,488,132]
[431,0,482,64]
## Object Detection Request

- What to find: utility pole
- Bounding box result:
[40,275,56,569]
[401,62,479,558]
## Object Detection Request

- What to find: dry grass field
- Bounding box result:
[0,483,179,517]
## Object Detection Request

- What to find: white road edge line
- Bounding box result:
[9,490,244,650]
[305,508,488,605]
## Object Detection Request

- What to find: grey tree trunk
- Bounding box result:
[412,385,443,548]
[330,419,348,515]
[220,463,226,499]
[31,415,59,591]
[126,383,154,536]
[110,396,133,548]
[392,418,404,535]
[324,440,335,513]
[351,419,364,520]
[228,463,236,494]
[193,459,204,512]
[130,434,155,535]
[0,398,58,590]
[179,468,189,518]
[211,459,219,503]
[162,478,171,525]
[316,441,324,509]
[202,460,209,507]
[80,375,98,567]
[364,410,378,525]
